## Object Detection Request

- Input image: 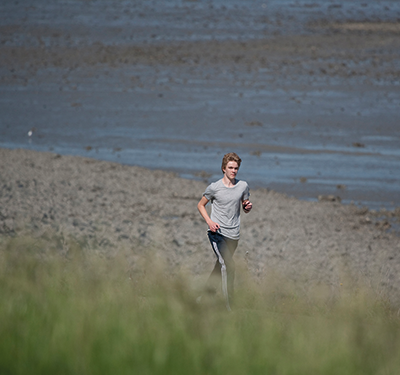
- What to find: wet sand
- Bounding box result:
[1,148,400,306]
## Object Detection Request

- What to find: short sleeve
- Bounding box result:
[242,183,250,200]
[203,183,214,201]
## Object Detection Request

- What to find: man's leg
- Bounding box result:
[225,237,238,302]
[207,232,238,310]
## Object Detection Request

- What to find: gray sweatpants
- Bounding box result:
[207,231,238,311]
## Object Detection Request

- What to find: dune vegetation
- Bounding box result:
[1,234,400,375]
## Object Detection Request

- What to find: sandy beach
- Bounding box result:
[1,147,399,306]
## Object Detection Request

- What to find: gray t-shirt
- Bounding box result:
[203,178,250,240]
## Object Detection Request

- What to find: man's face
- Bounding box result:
[223,161,239,179]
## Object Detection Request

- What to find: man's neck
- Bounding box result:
[222,175,237,187]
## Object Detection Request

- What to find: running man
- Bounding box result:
[197,152,252,310]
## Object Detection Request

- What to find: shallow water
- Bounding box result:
[1,0,399,210]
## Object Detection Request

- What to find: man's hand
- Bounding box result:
[242,199,253,213]
[207,220,220,232]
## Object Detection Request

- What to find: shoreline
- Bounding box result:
[3,141,399,212]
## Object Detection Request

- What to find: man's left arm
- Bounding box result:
[242,183,252,213]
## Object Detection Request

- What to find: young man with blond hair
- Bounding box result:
[197,152,252,310]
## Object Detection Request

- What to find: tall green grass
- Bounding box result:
[1,235,399,375]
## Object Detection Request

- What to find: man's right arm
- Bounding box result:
[197,196,220,232]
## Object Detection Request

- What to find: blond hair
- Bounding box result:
[221,152,242,173]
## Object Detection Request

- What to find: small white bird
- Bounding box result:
[27,127,36,137]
